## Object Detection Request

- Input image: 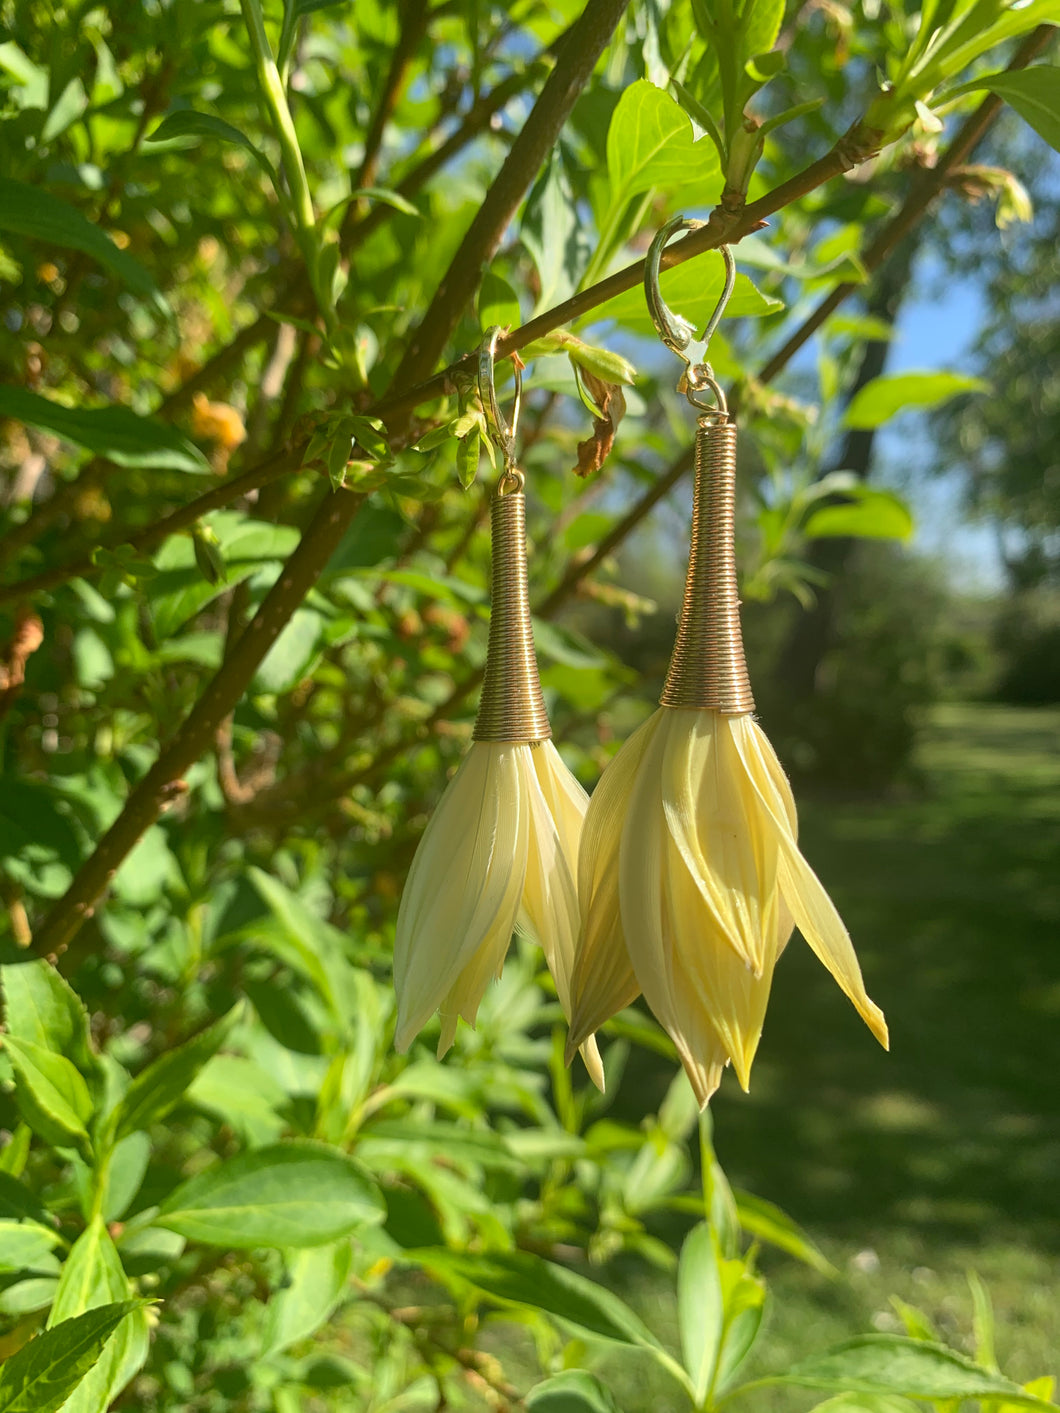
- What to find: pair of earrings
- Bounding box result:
[394,220,888,1108]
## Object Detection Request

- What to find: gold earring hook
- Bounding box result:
[478,326,523,490]
[644,216,735,416]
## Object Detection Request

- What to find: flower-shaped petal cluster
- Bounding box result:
[394,739,603,1087]
[567,707,888,1106]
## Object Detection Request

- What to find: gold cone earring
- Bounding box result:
[566,219,888,1107]
[393,328,603,1088]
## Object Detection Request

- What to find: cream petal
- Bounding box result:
[394,742,528,1052]
[618,739,732,1107]
[521,747,604,1091]
[436,890,522,1057]
[731,722,889,1050]
[617,710,670,1010]
[733,715,797,836]
[566,711,663,1056]
[532,739,589,874]
[667,849,774,1093]
[660,709,778,976]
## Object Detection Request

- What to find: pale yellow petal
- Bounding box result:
[566,711,663,1056]
[520,748,604,1091]
[734,714,797,836]
[667,849,773,1093]
[532,739,589,874]
[660,709,778,976]
[731,723,889,1050]
[394,742,527,1051]
[617,738,732,1107]
[616,709,670,1013]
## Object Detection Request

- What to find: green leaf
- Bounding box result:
[360,1120,523,1174]
[0,387,208,473]
[521,153,592,310]
[772,1336,1059,1406]
[3,1036,93,1152]
[0,179,165,312]
[806,1399,921,1413]
[0,961,96,1075]
[261,1240,354,1354]
[413,1248,666,1352]
[0,782,81,875]
[47,1219,148,1413]
[966,68,1060,154]
[0,1220,61,1275]
[456,423,481,488]
[146,109,280,185]
[606,80,722,202]
[802,488,913,543]
[742,0,786,67]
[525,1371,623,1413]
[242,866,364,1025]
[592,256,781,335]
[0,1302,144,1413]
[478,269,521,332]
[843,371,989,429]
[111,1004,242,1140]
[522,330,636,385]
[732,1189,837,1276]
[156,1142,383,1248]
[348,185,420,216]
[678,1223,724,1403]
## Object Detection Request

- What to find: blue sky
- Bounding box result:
[875,255,1003,593]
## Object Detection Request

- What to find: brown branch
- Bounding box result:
[30,0,632,957]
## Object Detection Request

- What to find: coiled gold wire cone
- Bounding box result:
[660,416,755,714]
[473,482,552,743]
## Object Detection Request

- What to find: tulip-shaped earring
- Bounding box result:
[394,330,603,1087]
[566,219,888,1106]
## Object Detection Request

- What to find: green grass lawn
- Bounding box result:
[602,702,1060,1405]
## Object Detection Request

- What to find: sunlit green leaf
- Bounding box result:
[0,1302,145,1413]
[156,1142,383,1248]
[844,371,990,429]
[769,1336,1059,1405]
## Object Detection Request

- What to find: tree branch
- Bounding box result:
[31,0,632,956]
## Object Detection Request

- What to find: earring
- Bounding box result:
[565,218,888,1107]
[393,328,603,1087]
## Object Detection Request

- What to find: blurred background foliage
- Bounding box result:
[0,0,1058,1409]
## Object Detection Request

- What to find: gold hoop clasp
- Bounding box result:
[644,216,735,417]
[478,326,523,489]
